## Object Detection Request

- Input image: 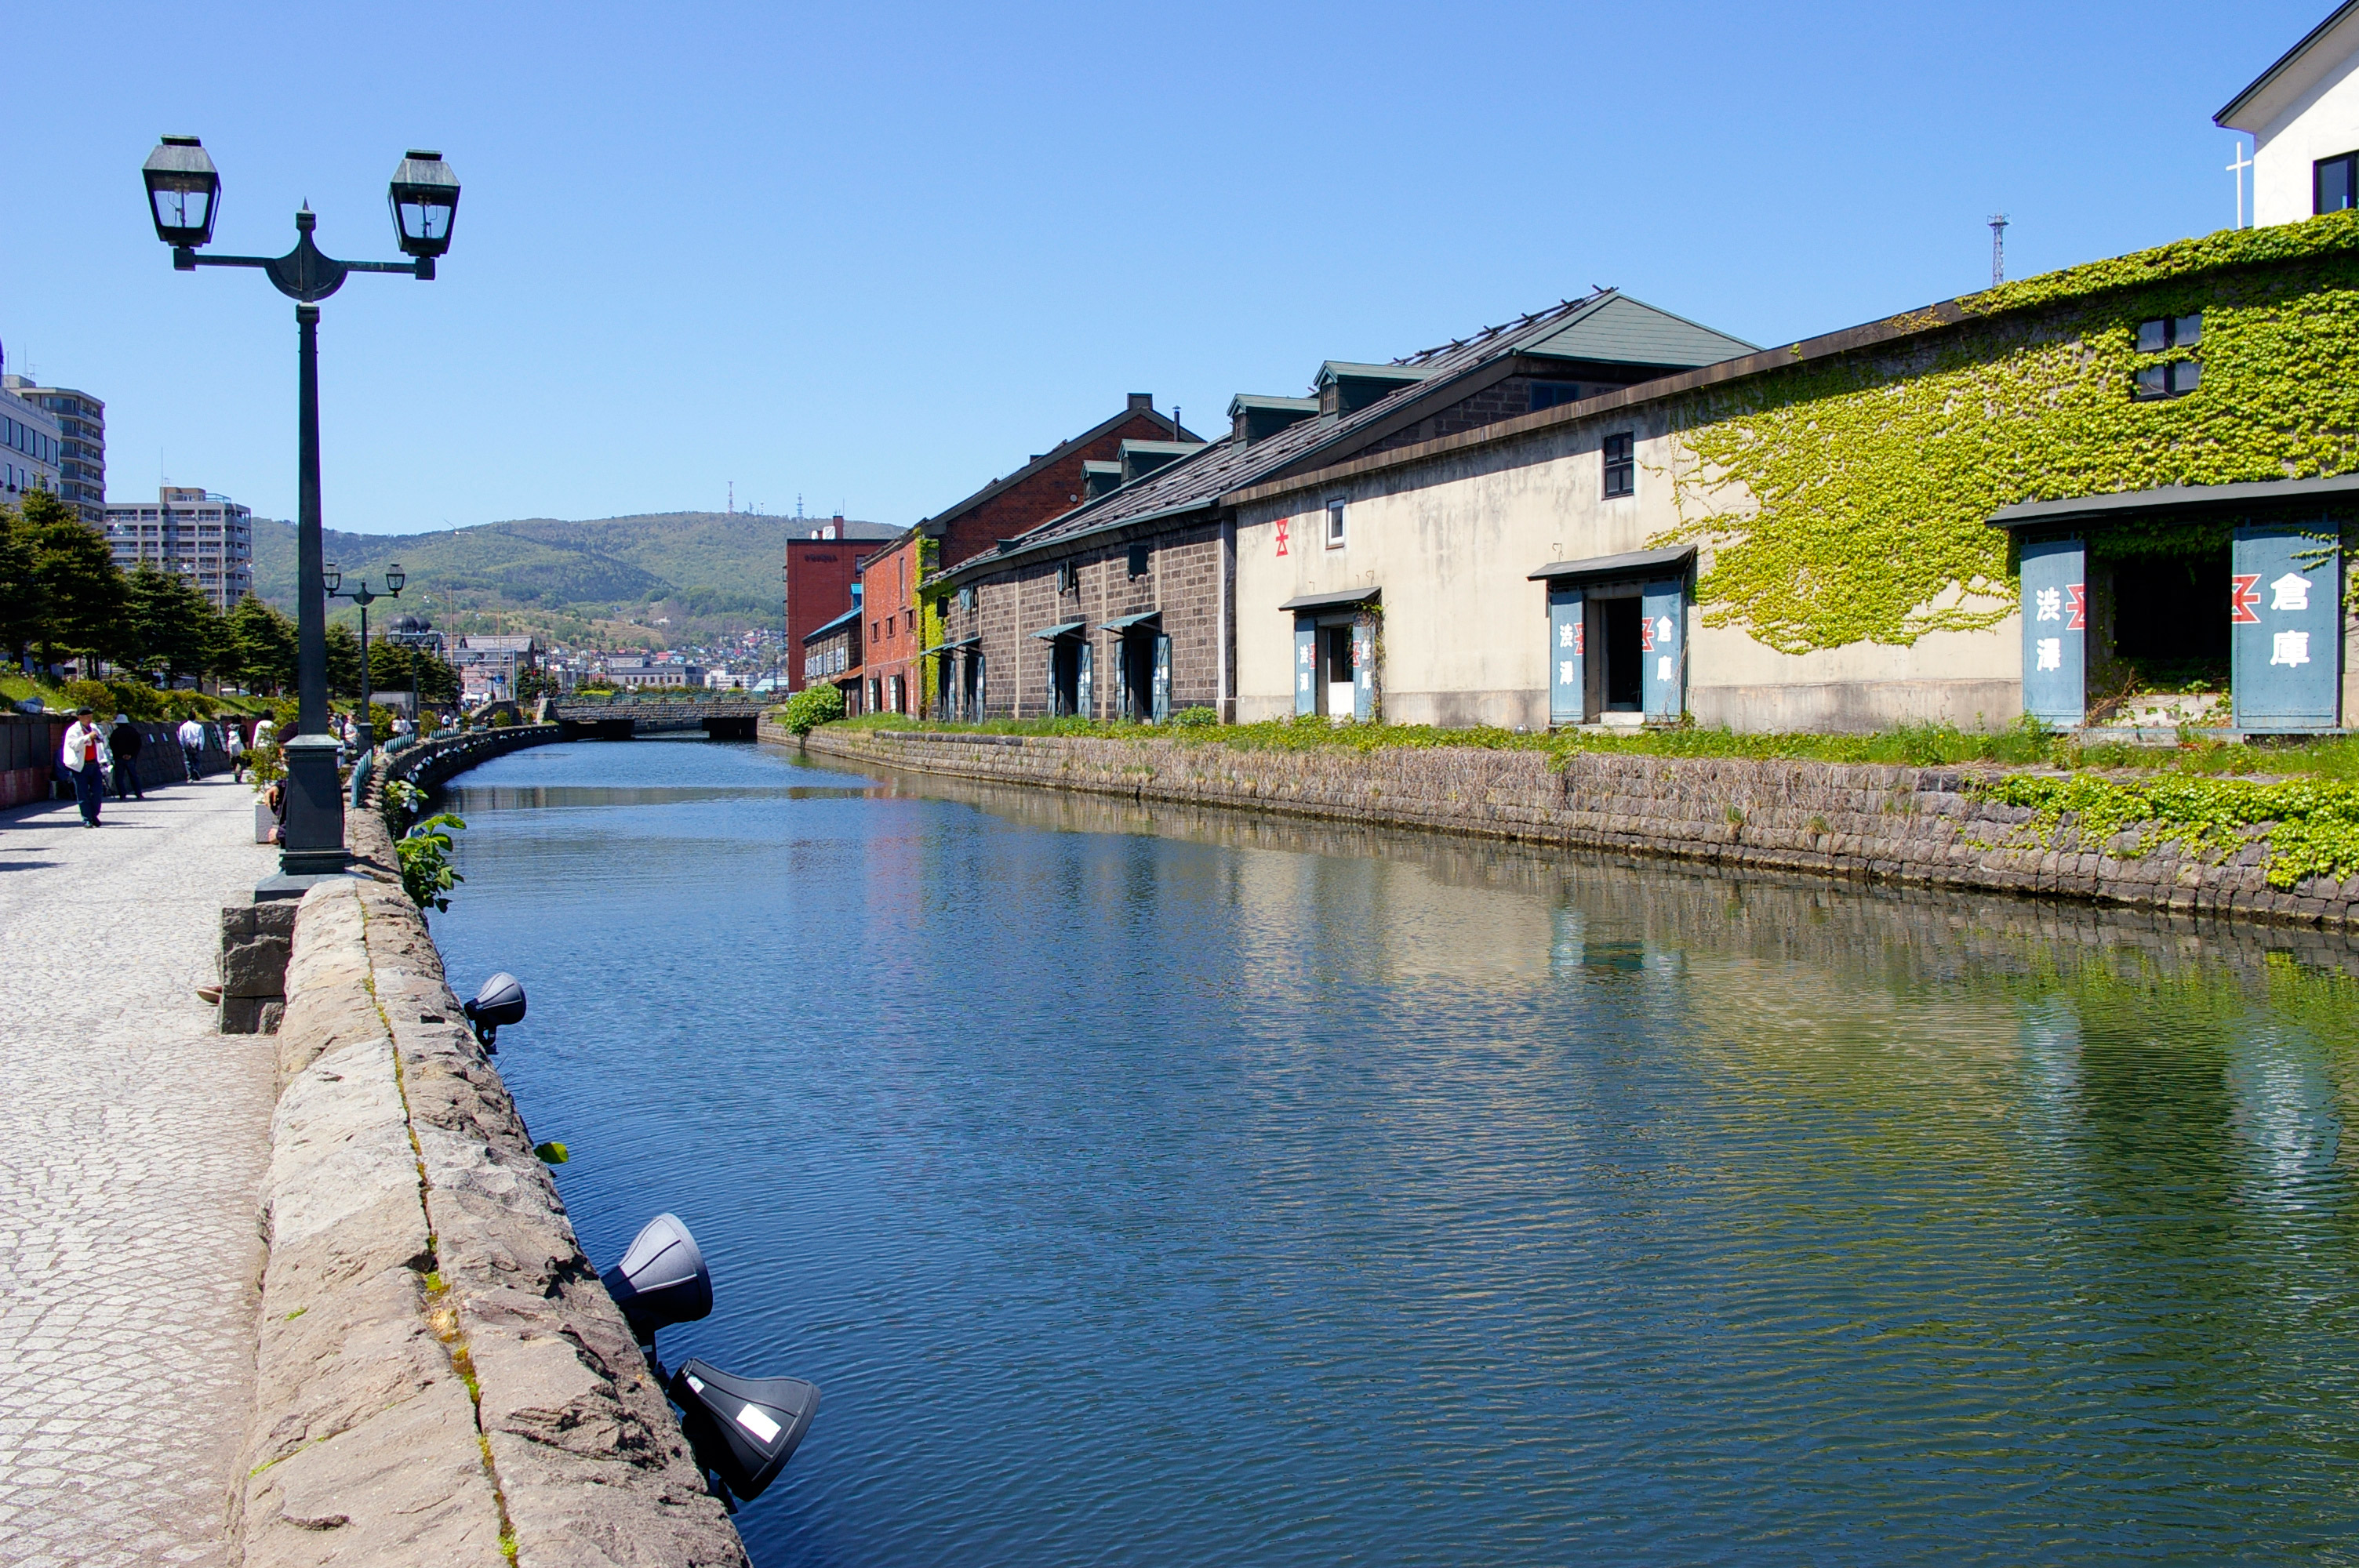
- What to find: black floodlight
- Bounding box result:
[144,135,220,252]
[388,150,460,263]
[601,1211,714,1343]
[461,971,525,1050]
[671,1358,820,1502]
[384,561,406,594]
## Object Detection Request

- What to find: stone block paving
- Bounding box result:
[0,780,278,1566]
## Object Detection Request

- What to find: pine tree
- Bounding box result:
[0,502,41,667]
[224,593,297,695]
[325,622,363,696]
[24,492,126,674]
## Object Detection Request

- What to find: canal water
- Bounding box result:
[432,736,2359,1566]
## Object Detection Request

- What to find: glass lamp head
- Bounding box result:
[322,562,343,595]
[385,563,406,595]
[388,150,460,259]
[143,135,220,249]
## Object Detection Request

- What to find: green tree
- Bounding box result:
[24,492,125,673]
[325,622,362,696]
[122,564,222,687]
[0,502,41,666]
[224,593,298,695]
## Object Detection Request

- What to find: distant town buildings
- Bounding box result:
[103,485,256,608]
[0,374,63,506]
[2,376,101,523]
[453,633,541,705]
[384,613,446,659]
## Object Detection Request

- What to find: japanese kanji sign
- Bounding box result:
[1547,585,1584,726]
[2019,536,2085,726]
[2233,524,2339,730]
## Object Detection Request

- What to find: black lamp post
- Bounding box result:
[145,136,457,890]
[326,561,405,750]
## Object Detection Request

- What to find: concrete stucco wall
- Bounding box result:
[2253,36,2359,225]
[1234,413,2023,733]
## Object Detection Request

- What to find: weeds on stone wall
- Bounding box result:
[1656,211,2359,653]
[813,709,2359,781]
[1982,772,2359,890]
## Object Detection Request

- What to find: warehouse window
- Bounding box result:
[1602,433,1635,498]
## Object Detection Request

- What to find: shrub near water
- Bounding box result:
[776,684,845,736]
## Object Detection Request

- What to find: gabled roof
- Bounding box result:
[2218,2,2359,129]
[1228,393,1318,416]
[1515,293,1757,368]
[938,290,1756,579]
[916,399,1198,537]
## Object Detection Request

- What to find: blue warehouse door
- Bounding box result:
[1294,617,1318,717]
[1076,641,1093,720]
[1641,579,1684,720]
[2233,524,2341,730]
[1547,585,1584,726]
[972,652,986,720]
[2019,536,2086,727]
[1152,634,1172,723]
[1351,622,1375,720]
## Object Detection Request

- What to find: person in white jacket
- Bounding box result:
[176,717,205,780]
[62,709,109,827]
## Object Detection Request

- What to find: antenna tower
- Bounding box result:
[1990,214,2009,287]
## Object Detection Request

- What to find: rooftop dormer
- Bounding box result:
[1315,361,1434,417]
[1229,393,1319,445]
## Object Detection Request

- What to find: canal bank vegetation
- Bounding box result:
[792,710,2359,892]
[800,707,2359,780]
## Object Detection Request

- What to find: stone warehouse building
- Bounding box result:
[931,291,1754,721]
[1222,216,2359,734]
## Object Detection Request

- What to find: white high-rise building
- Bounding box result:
[104,486,255,609]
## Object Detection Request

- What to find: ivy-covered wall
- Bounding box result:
[1661,212,2359,655]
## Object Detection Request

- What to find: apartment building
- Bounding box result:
[103,485,255,608]
[3,376,104,524]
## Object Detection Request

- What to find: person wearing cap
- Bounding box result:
[61,710,108,827]
[107,713,146,800]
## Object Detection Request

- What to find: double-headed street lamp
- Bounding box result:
[144,136,457,888]
[325,561,405,749]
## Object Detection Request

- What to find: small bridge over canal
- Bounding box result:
[547,693,771,740]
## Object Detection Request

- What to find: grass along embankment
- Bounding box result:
[791,712,2359,900]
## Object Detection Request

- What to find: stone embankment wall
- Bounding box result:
[787,723,2359,931]
[381,722,565,794]
[230,720,746,1566]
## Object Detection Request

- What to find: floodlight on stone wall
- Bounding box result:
[602,1212,714,1345]
[670,1358,820,1503]
[462,971,525,1050]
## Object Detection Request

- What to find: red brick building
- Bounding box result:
[781,515,898,692]
[845,394,1194,714]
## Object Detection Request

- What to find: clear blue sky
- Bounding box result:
[0,0,2317,535]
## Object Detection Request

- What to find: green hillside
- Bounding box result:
[253,511,892,647]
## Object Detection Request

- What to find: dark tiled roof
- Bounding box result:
[947,289,1746,575]
[918,401,1197,535]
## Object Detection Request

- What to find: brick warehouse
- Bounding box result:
[827,394,1193,713]
[934,289,1752,722]
[781,515,897,692]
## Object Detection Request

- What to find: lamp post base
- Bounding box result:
[278,732,350,878]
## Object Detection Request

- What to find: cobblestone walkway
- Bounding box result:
[0,780,278,1567]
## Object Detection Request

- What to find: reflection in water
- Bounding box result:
[431,737,2359,1566]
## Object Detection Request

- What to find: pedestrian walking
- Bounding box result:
[107,713,146,800]
[227,724,248,783]
[62,709,107,828]
[176,716,205,780]
[253,714,278,751]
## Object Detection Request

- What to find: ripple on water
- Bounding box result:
[431,739,2359,1567]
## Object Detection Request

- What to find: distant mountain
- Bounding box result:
[252,511,896,647]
